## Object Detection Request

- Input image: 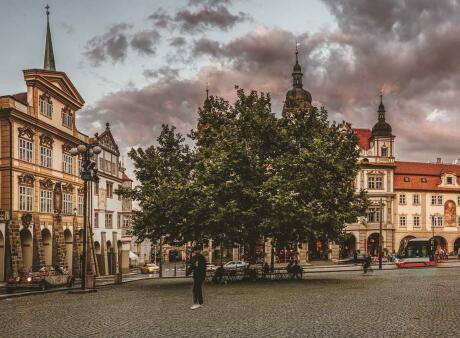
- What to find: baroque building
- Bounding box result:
[0,7,86,280]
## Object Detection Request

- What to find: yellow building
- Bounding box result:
[0,7,87,280]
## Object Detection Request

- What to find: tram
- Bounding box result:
[395,238,436,268]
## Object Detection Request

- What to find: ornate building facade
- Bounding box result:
[0,8,87,280]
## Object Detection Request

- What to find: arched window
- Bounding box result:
[39,94,53,118]
[381,145,388,157]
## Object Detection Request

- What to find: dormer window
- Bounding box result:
[62,106,73,129]
[404,177,410,182]
[421,177,427,183]
[39,94,53,118]
[446,176,454,185]
[381,145,388,157]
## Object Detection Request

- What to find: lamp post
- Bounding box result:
[379,198,384,270]
[69,141,101,291]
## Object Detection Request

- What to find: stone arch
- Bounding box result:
[0,230,4,281]
[454,238,460,255]
[398,235,416,253]
[340,233,356,258]
[64,229,73,271]
[367,233,380,256]
[20,228,33,271]
[41,228,52,266]
[431,236,448,251]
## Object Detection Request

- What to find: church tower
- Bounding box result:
[370,93,395,161]
[282,45,313,115]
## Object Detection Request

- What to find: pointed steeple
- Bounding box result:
[372,90,392,137]
[43,5,56,71]
[292,42,303,88]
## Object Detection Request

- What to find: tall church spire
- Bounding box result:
[43,5,56,71]
[372,90,392,137]
[292,42,303,88]
[283,43,312,109]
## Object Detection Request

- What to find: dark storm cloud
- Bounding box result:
[130,30,161,55]
[82,0,460,162]
[84,23,132,66]
[175,6,250,32]
[169,36,187,47]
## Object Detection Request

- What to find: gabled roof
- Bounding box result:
[96,124,120,156]
[394,161,460,176]
[23,69,84,109]
[122,172,133,182]
[353,128,372,150]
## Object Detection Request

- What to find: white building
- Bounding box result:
[90,123,132,275]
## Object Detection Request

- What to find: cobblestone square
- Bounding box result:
[2,267,460,337]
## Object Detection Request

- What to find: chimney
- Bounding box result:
[436,157,442,164]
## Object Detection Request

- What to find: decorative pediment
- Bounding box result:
[97,123,120,155]
[62,105,73,115]
[62,143,74,153]
[18,126,35,140]
[39,92,52,103]
[23,69,85,109]
[62,183,74,194]
[18,174,35,187]
[368,170,384,176]
[39,134,54,148]
[39,178,54,190]
[77,187,84,195]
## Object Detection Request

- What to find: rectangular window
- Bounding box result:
[117,184,122,200]
[123,216,131,228]
[399,216,407,228]
[40,190,53,213]
[367,176,383,190]
[413,194,420,205]
[95,183,99,195]
[447,176,453,185]
[63,154,73,174]
[431,195,443,205]
[105,213,113,228]
[106,182,113,198]
[367,207,381,223]
[399,194,406,205]
[431,215,443,227]
[78,195,84,216]
[19,138,33,162]
[62,109,73,129]
[78,158,82,175]
[40,97,52,118]
[94,212,99,228]
[117,214,121,229]
[40,146,52,168]
[413,215,420,228]
[19,185,33,211]
[63,193,72,215]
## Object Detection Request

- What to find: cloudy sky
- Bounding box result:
[3,0,460,173]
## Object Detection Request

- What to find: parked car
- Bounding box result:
[206,264,217,272]
[223,261,249,270]
[140,263,160,274]
[6,266,74,292]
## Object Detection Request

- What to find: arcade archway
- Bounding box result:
[340,234,356,258]
[431,236,447,251]
[398,235,416,253]
[41,228,52,266]
[367,233,380,256]
[64,229,73,271]
[454,238,460,255]
[20,228,33,270]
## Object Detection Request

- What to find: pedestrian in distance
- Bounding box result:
[291,260,302,280]
[186,246,207,309]
[362,253,373,274]
[212,263,225,284]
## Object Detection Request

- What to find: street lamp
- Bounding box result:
[69,140,101,291]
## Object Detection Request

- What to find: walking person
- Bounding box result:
[186,246,207,309]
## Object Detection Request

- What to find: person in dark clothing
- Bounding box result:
[363,253,373,274]
[212,264,225,284]
[187,247,207,309]
[291,260,302,280]
[353,250,358,264]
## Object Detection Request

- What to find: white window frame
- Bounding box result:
[62,109,73,129]
[19,185,33,211]
[39,96,53,118]
[63,193,73,215]
[413,215,420,228]
[63,154,74,174]
[19,138,33,163]
[431,215,443,227]
[94,212,99,228]
[40,189,53,213]
[367,207,381,223]
[106,182,113,198]
[367,176,383,190]
[105,213,113,228]
[399,194,406,205]
[413,194,420,205]
[446,176,454,185]
[40,145,52,168]
[431,195,443,206]
[77,195,84,216]
[399,216,407,228]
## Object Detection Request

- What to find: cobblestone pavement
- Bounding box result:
[1,267,460,338]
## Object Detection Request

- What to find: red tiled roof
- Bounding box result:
[394,161,460,191]
[122,172,133,181]
[353,128,372,150]
[12,92,27,105]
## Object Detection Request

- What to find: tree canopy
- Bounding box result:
[123,88,368,260]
